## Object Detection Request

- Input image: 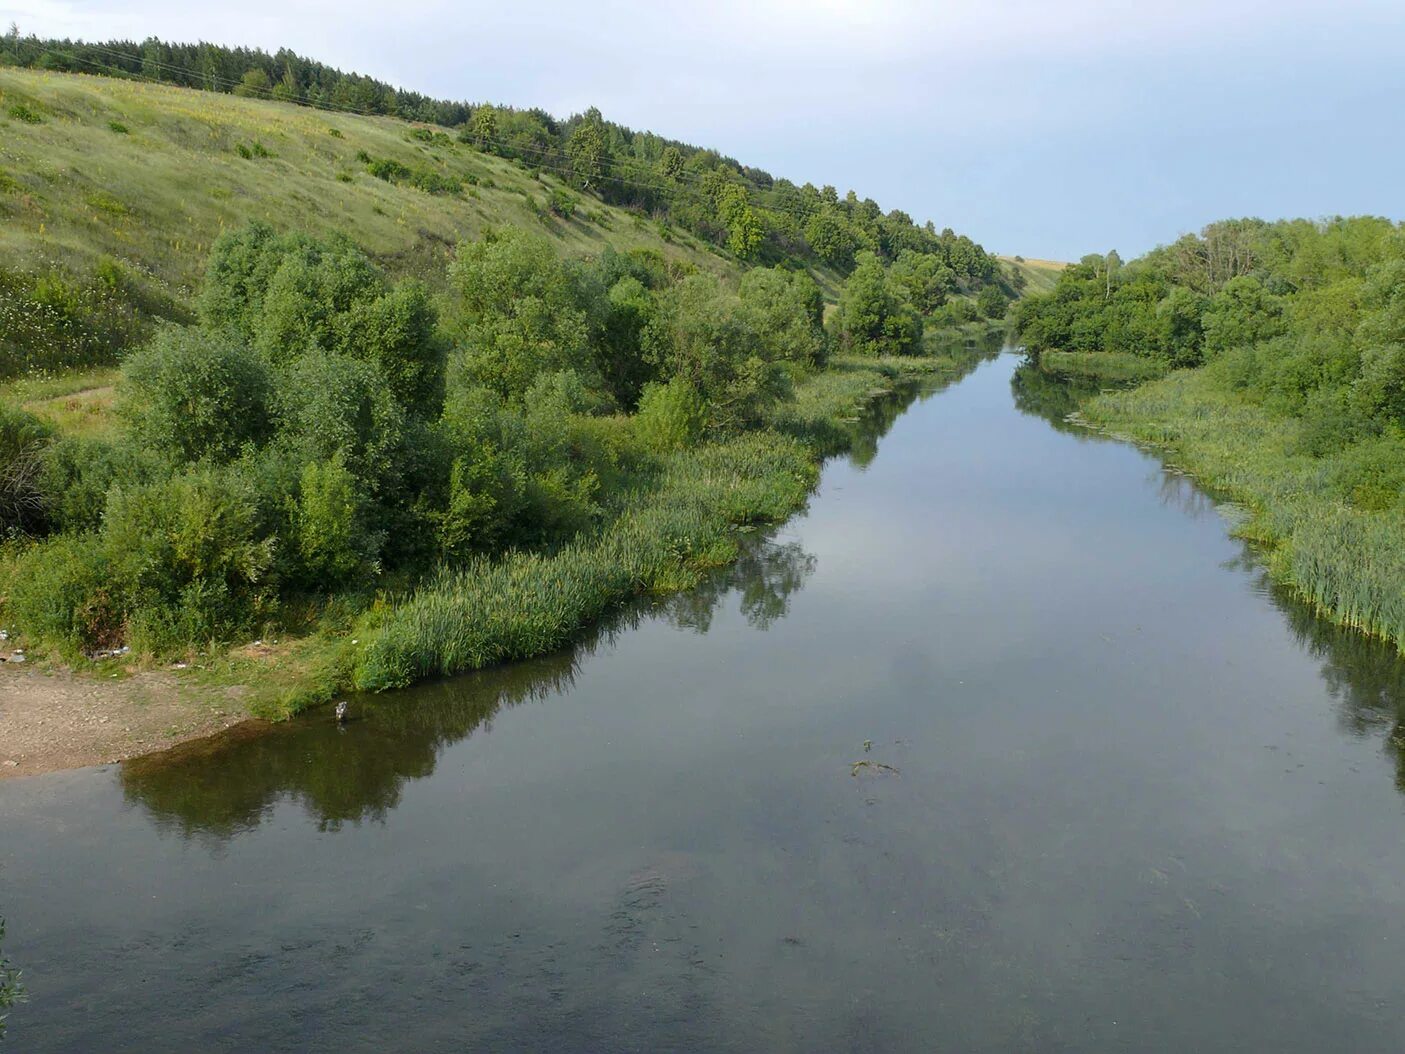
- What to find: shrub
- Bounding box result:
[292,455,379,587]
[108,120,129,134]
[548,187,577,218]
[634,378,704,453]
[835,252,923,354]
[39,434,158,532]
[102,466,276,653]
[121,327,274,463]
[7,532,120,657]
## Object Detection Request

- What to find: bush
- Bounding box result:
[292,455,379,587]
[7,532,120,657]
[102,466,276,653]
[634,378,704,453]
[835,252,923,355]
[643,272,793,432]
[121,327,274,463]
[1327,433,1405,510]
[39,434,158,532]
[108,120,129,134]
[0,405,54,538]
[548,188,577,218]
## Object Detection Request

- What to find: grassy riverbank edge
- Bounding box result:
[1075,368,1405,654]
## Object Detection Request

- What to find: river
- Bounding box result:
[3,350,1405,1052]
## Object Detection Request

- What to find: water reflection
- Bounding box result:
[1261,560,1405,786]
[118,344,999,840]
[120,532,823,840]
[1020,360,1405,792]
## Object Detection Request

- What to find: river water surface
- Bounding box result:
[4,351,1405,1051]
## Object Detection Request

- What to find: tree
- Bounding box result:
[977,284,1009,320]
[805,208,858,270]
[836,252,923,355]
[642,273,791,433]
[566,106,611,189]
[271,66,300,103]
[234,67,272,98]
[447,229,593,401]
[717,184,764,260]
[468,105,497,149]
[120,328,274,463]
[658,146,684,181]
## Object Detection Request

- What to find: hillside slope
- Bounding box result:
[0,67,761,374]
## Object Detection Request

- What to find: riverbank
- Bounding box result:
[0,352,978,778]
[1078,367,1405,654]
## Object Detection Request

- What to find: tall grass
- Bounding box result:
[1039,349,1170,384]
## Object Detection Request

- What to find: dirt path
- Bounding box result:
[0,660,249,779]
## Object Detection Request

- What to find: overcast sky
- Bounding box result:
[6,0,1403,260]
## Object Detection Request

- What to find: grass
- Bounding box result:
[1038,350,1171,384]
[1081,367,1405,653]
[0,366,121,437]
[1001,255,1067,295]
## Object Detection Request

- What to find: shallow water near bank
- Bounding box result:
[4,350,1405,1052]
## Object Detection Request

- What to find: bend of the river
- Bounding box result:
[4,350,1405,1052]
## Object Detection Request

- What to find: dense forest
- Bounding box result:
[0,31,1006,291]
[1014,215,1405,652]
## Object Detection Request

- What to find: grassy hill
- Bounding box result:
[0,67,781,377]
[1000,255,1067,296]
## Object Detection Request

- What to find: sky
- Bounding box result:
[4,0,1403,261]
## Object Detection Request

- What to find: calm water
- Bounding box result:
[4,351,1405,1052]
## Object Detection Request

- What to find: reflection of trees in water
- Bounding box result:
[1245,543,1405,790]
[120,536,820,840]
[845,337,1000,469]
[1009,359,1103,432]
[660,538,817,634]
[1152,470,1220,520]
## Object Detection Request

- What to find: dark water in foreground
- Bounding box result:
[5,352,1405,1052]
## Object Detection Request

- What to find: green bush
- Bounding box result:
[39,434,159,532]
[7,103,43,124]
[292,455,379,587]
[121,327,274,463]
[633,378,703,453]
[102,466,276,653]
[7,532,120,657]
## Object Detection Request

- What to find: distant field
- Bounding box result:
[0,67,741,303]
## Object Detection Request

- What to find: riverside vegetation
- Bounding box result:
[0,55,1014,719]
[1014,216,1405,653]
